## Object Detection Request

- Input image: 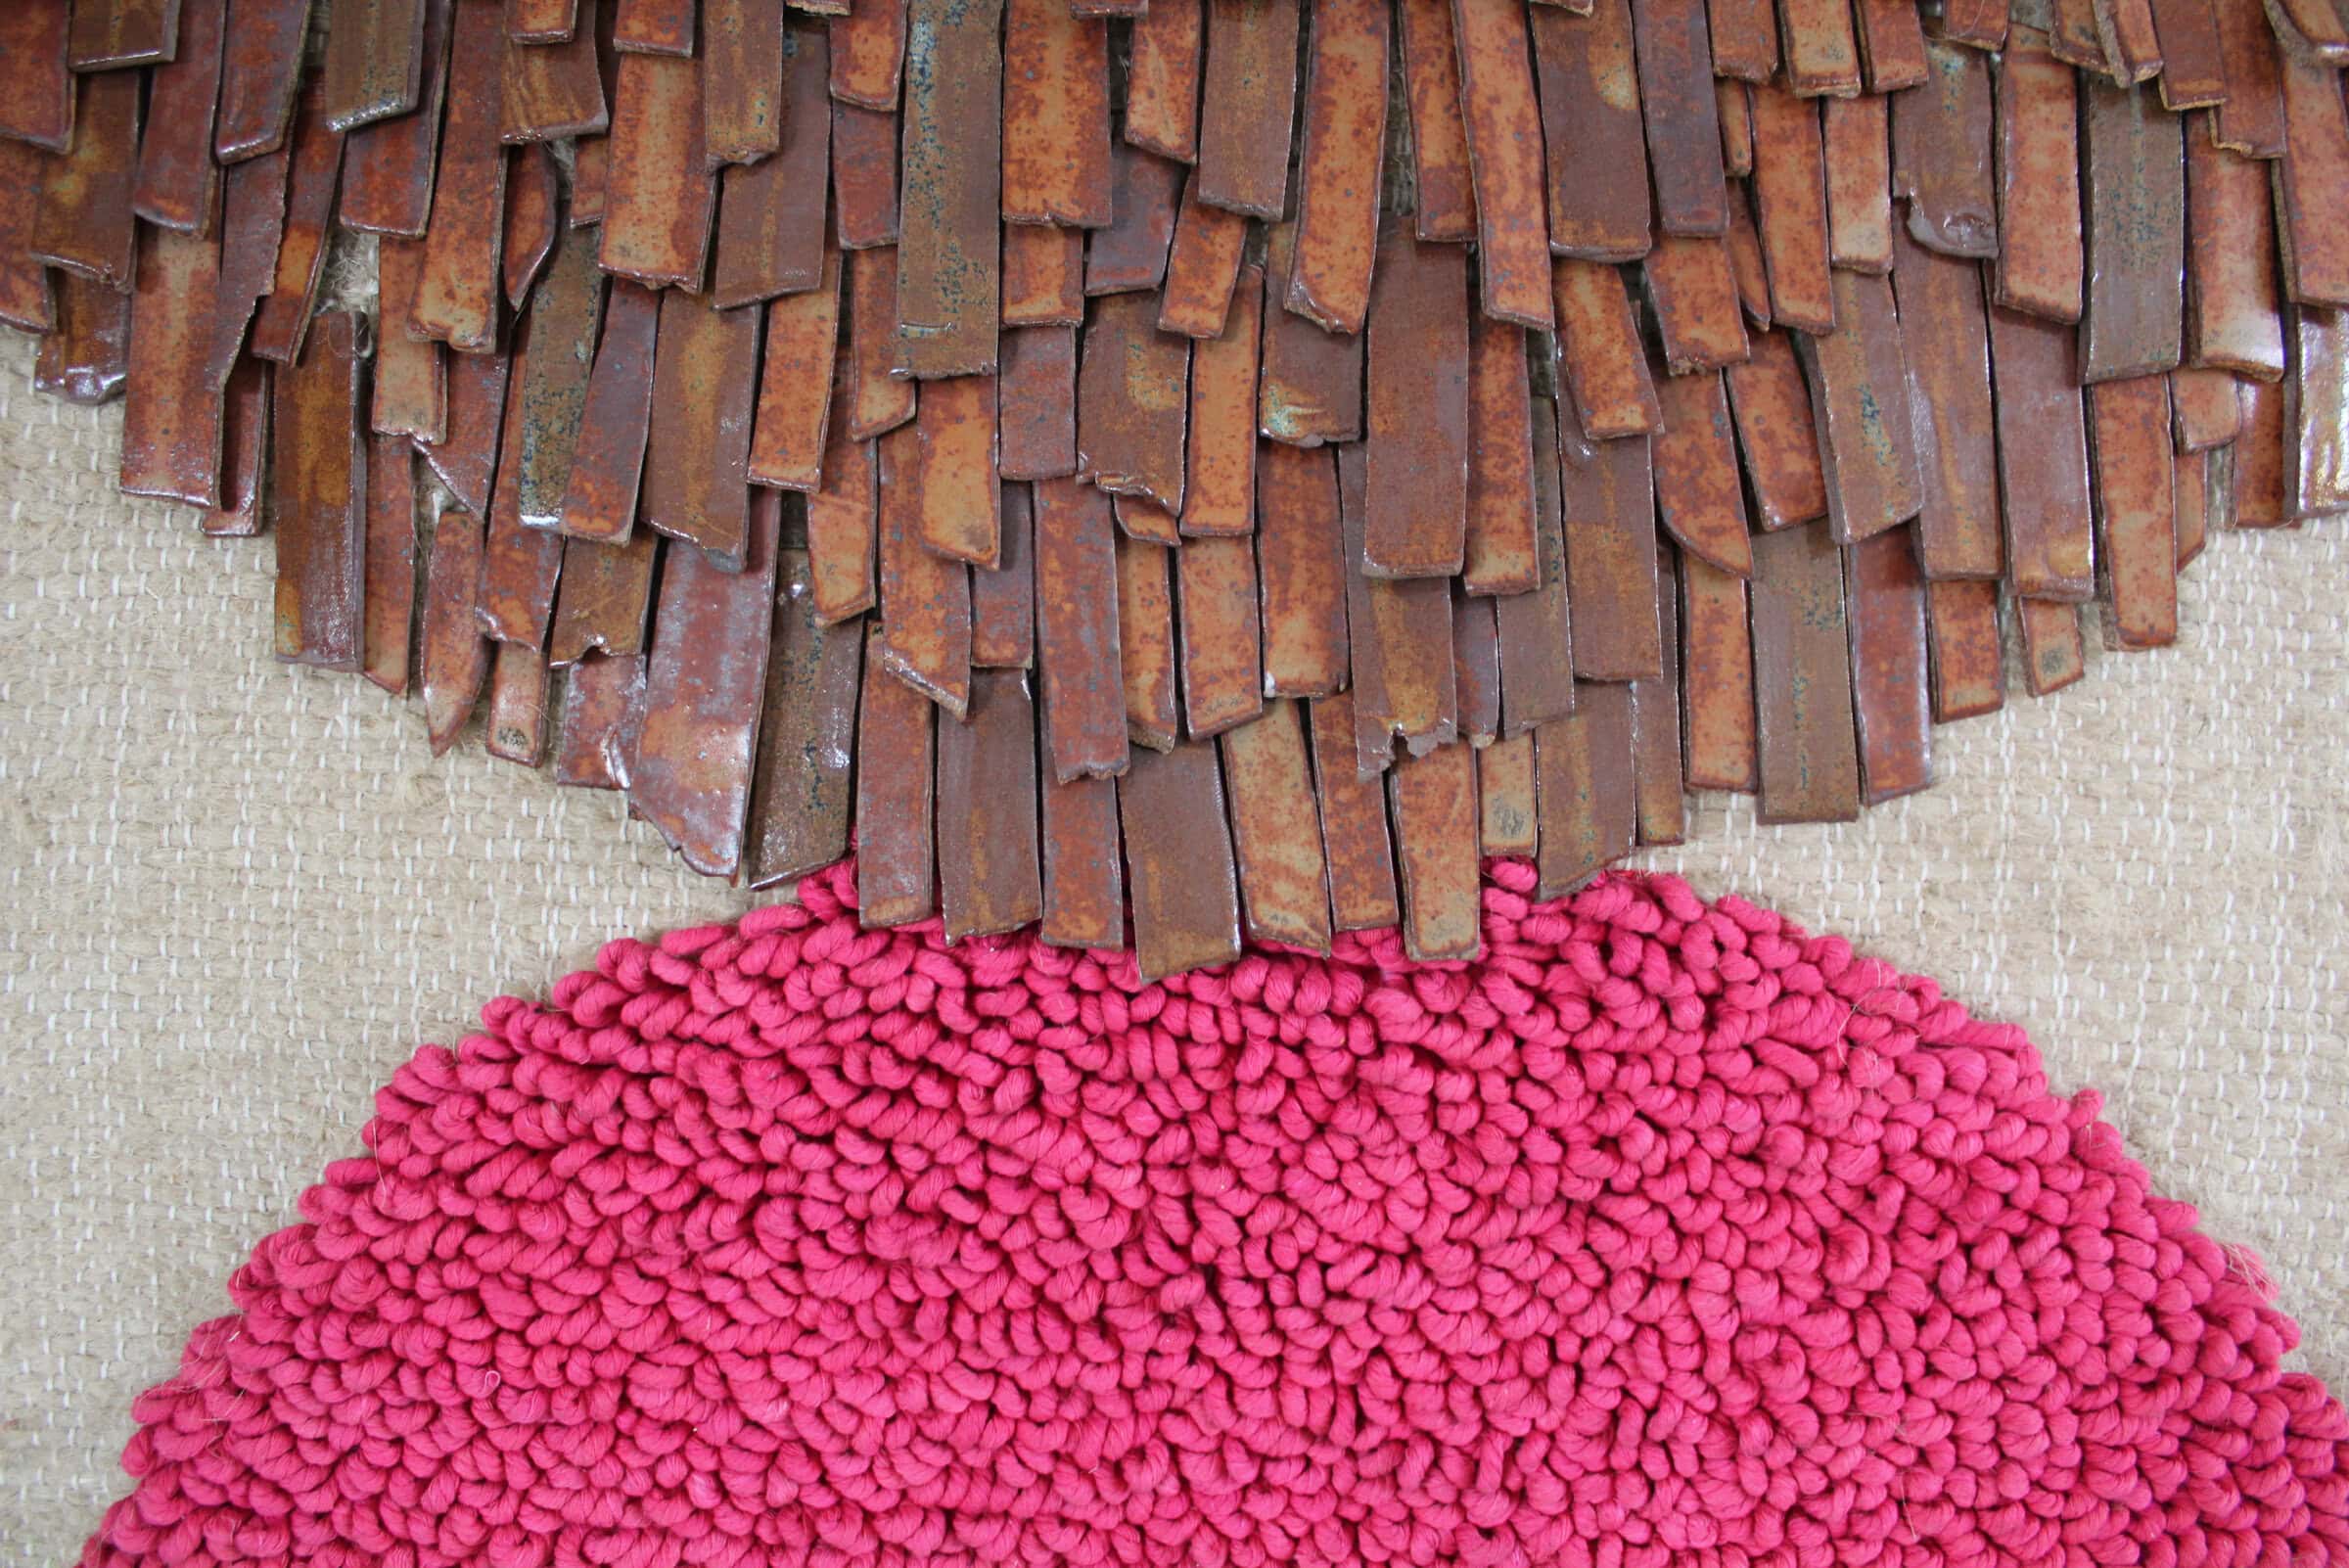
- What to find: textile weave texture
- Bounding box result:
[1,337,2346,1563]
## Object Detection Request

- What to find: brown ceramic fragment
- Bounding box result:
[1002,221,1083,325]
[1341,446,1458,756]
[1650,367,1755,576]
[934,668,1045,938]
[1125,0,1202,163]
[970,482,1034,667]
[1452,593,1502,743]
[1000,0,1110,227]
[1177,533,1265,738]
[1551,258,1663,437]
[1749,522,1861,822]
[415,344,509,515]
[1288,0,1387,334]
[1747,83,1835,334]
[1680,552,1757,790]
[827,0,904,107]
[557,276,657,541]
[0,152,55,333]
[998,326,1079,479]
[1725,184,1773,325]
[700,0,785,165]
[1558,400,1663,678]
[1823,95,1893,272]
[1463,317,1540,593]
[1453,0,1557,326]
[1777,0,1865,95]
[2048,0,2111,70]
[548,528,658,662]
[1629,553,1684,843]
[2171,364,2243,448]
[1993,27,2084,322]
[1180,268,1260,535]
[324,0,426,132]
[373,240,445,440]
[747,242,841,489]
[202,357,272,536]
[133,0,225,234]
[1079,290,1190,511]
[120,225,224,507]
[1854,0,1931,86]
[2080,77,2185,382]
[1726,327,1830,530]
[710,43,830,310]
[272,311,368,672]
[854,623,937,925]
[1924,576,2004,719]
[641,290,761,567]
[806,365,876,622]
[1258,222,1366,446]
[513,227,605,532]
[2174,447,2210,563]
[847,247,918,438]
[613,0,692,52]
[1889,224,2003,577]
[1708,0,1779,77]
[1989,302,2097,597]
[34,276,132,404]
[0,1,73,153]
[1389,742,1482,960]
[412,0,506,351]
[2185,130,2286,379]
[1195,0,1299,218]
[830,102,898,249]
[1495,405,1577,732]
[2211,0,2283,159]
[1799,269,1926,542]
[362,436,418,693]
[1630,0,1729,235]
[485,640,552,764]
[1118,740,1242,980]
[31,71,139,293]
[1036,686,1126,947]
[913,374,1000,568]
[1219,701,1333,951]
[2089,374,2181,646]
[1115,531,1179,749]
[2286,301,2349,515]
[1364,221,1471,576]
[631,495,781,877]
[420,503,493,753]
[1158,174,1250,337]
[2015,596,2086,694]
[1256,442,1350,696]
[873,424,972,714]
[509,0,579,42]
[2234,373,2289,523]
[341,0,452,235]
[1307,692,1402,928]
[502,0,609,141]
[1842,526,1932,802]
[249,80,345,365]
[895,0,1001,378]
[2278,52,2349,307]
[214,0,311,162]
[1086,143,1183,295]
[1892,41,2000,258]
[2148,0,2228,107]
[600,50,715,289]
[1719,78,1755,174]
[477,351,566,645]
[1643,236,1750,372]
[1399,0,1479,242]
[1534,683,1635,896]
[1479,734,1539,854]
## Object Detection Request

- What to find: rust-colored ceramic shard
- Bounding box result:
[1037,474,1128,774]
[2016,595,2086,694]
[133,0,225,234]
[1534,682,1635,897]
[341,0,452,234]
[477,356,566,645]
[935,668,1045,939]
[999,0,1110,227]
[827,0,903,107]
[830,102,898,249]
[1219,700,1333,951]
[509,0,578,42]
[554,653,644,789]
[1115,530,1179,748]
[1306,693,1401,927]
[1341,446,1458,756]
[2108,0,2170,76]
[557,275,656,541]
[120,225,224,508]
[2286,301,2349,515]
[2172,364,2244,448]
[1400,0,1480,242]
[853,623,937,925]
[970,481,1033,666]
[1126,0,1202,162]
[600,51,714,289]
[612,0,692,52]
[895,0,1001,377]
[1479,733,1538,853]
[1463,317,1540,593]
[272,311,368,672]
[1726,326,1830,530]
[1891,41,1999,258]
[806,367,877,622]
[1453,0,1557,325]
[914,374,1001,569]
[998,326,1079,479]
[420,504,493,753]
[1001,223,1082,328]
[362,436,418,694]
[1842,526,1931,803]
[1630,0,1729,235]
[548,528,657,663]
[0,151,55,334]
[700,0,785,166]
[1890,225,2003,578]
[1681,552,1757,790]
[1196,0,1300,218]
[513,227,605,532]
[412,0,505,351]
[1287,0,1387,334]
[1181,267,1260,535]
[249,79,345,365]
[742,551,864,882]
[1256,442,1350,696]
[874,424,973,713]
[214,0,311,162]
[1629,552,1685,844]
[1087,143,1182,295]
[2089,374,2181,646]
[1924,576,2004,719]
[747,242,841,490]
[1177,532,1266,738]
[1992,27,2084,322]
[1749,522,1862,823]
[2080,77,2186,382]
[324,0,426,132]
[2148,0,2227,107]
[34,276,132,405]
[2174,446,2210,563]
[2269,0,2349,63]
[1389,742,1482,960]
[1036,684,1126,947]
[71,0,183,71]
[1078,290,1190,511]
[641,289,761,567]
[1725,182,1773,324]
[1558,400,1663,678]
[1799,269,1927,541]
[1158,173,1249,337]
[1495,404,1576,732]
[203,357,272,536]
[1259,222,1366,446]
[1778,0,1865,94]
[484,640,551,764]
[2233,373,2288,524]
[31,71,139,294]
[1708,0,1780,76]
[415,342,509,514]
[1119,740,1243,980]
[1452,592,1502,742]
[1651,367,1756,576]
[1720,78,1756,173]
[1855,0,1933,85]
[1823,95,1894,272]
[2186,130,2285,380]
[1643,236,1751,370]
[0,1,73,153]
[1747,84,1835,334]
[502,0,608,142]
[632,498,780,877]
[1552,258,1663,437]
[710,40,830,309]
[847,247,918,438]
[2047,0,2111,69]
[1363,220,1471,577]
[2277,52,2349,307]
[1989,301,2097,598]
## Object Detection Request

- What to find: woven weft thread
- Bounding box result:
[80,862,2349,1568]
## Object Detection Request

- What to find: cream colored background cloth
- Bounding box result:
[1,328,2343,1561]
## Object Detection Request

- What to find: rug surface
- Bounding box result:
[74,861,2349,1568]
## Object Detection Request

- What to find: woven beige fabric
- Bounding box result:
[0,327,2343,1562]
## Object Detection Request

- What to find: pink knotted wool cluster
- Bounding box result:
[83,862,2349,1568]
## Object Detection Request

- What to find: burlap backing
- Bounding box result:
[1,330,2342,1561]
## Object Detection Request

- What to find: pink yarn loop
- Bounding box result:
[83,863,2349,1568]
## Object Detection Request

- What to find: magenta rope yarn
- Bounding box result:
[80,861,2349,1568]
